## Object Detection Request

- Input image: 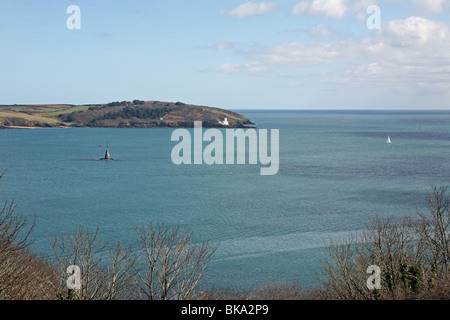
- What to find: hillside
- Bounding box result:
[0,100,253,129]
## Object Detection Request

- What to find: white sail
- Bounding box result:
[387,136,392,144]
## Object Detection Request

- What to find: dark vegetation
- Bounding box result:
[1,117,58,128]
[59,100,252,128]
[100,106,170,121]
[1,168,449,300]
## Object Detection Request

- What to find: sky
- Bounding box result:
[0,0,450,110]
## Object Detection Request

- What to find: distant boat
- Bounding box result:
[386,136,392,144]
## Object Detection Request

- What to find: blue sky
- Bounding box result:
[1,0,449,109]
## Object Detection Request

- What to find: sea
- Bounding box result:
[1,110,449,290]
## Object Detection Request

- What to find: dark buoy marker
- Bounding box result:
[100,144,114,160]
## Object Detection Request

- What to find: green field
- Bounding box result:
[40,105,92,117]
[0,104,85,127]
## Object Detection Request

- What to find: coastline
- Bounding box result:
[0,101,253,129]
[0,125,44,129]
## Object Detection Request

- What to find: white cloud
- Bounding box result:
[412,0,449,14]
[387,0,450,14]
[332,17,450,93]
[351,0,379,23]
[308,23,341,39]
[207,62,267,74]
[212,42,235,51]
[258,41,359,66]
[291,0,349,18]
[351,0,379,11]
[210,16,450,94]
[220,2,278,19]
[380,16,449,47]
[291,0,381,21]
[196,42,235,51]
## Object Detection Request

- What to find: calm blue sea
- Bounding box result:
[1,110,450,290]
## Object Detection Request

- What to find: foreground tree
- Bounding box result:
[0,171,58,299]
[321,186,450,300]
[48,227,134,300]
[127,223,216,300]
[48,223,216,300]
[415,186,450,276]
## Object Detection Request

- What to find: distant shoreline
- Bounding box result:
[0,101,254,129]
[0,125,43,129]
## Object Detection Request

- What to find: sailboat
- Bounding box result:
[386,136,392,144]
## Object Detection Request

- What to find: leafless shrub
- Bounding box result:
[193,282,321,300]
[251,282,302,300]
[192,287,253,300]
[0,170,58,299]
[420,267,450,300]
[48,227,133,300]
[126,223,216,300]
[0,248,58,300]
[320,186,450,300]
[415,186,450,275]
